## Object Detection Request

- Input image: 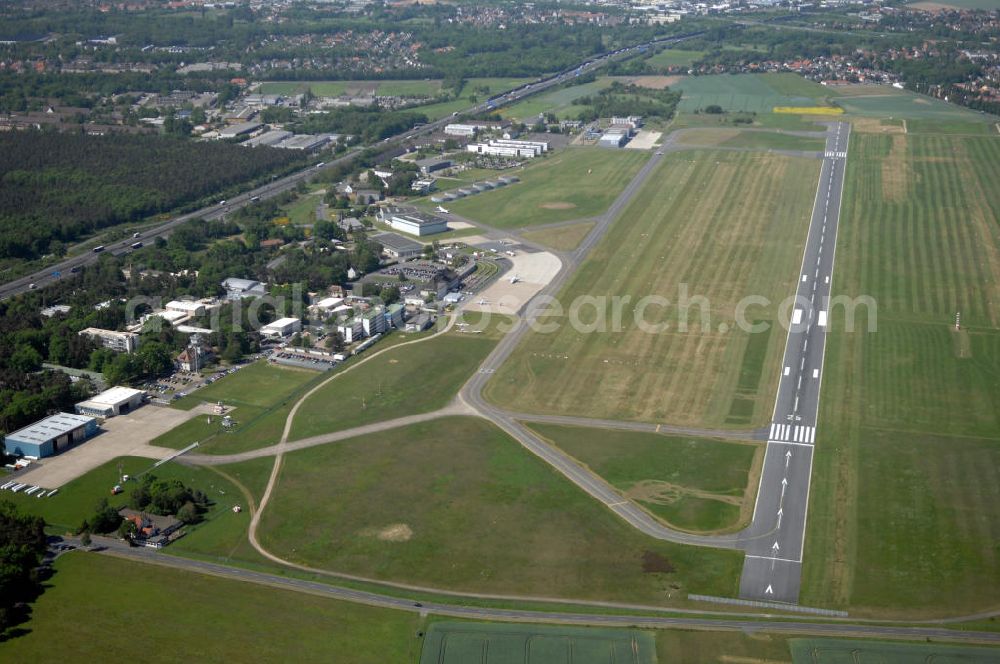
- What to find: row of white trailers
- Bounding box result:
[1,479,56,498]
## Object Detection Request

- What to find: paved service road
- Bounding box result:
[736,121,851,603]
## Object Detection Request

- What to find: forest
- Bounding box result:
[0,131,304,260]
[574,82,681,122]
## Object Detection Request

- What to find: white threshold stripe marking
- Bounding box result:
[769,439,813,448]
[792,309,803,325]
[746,555,803,564]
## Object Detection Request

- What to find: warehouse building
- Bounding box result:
[466,139,549,158]
[74,386,146,418]
[378,208,448,237]
[222,277,268,300]
[165,300,207,317]
[374,233,424,259]
[78,327,140,353]
[444,123,480,137]
[218,121,263,139]
[416,157,451,176]
[244,129,292,147]
[261,317,302,338]
[4,413,99,459]
[599,128,630,148]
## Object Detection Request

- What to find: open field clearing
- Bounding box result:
[260,416,744,603]
[288,315,506,440]
[529,424,761,533]
[500,78,613,122]
[521,221,595,251]
[673,73,831,113]
[646,48,706,68]
[789,638,1000,662]
[0,554,422,663]
[801,132,1000,617]
[445,149,649,229]
[833,87,995,126]
[909,0,1000,9]
[0,455,258,535]
[420,622,656,664]
[660,630,792,661]
[675,128,825,152]
[485,149,821,427]
[158,362,321,455]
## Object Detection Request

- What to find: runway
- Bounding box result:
[736,120,851,603]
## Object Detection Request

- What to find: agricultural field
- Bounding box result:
[420,622,656,664]
[801,132,1000,617]
[659,630,792,661]
[521,221,595,251]
[445,149,649,229]
[500,78,613,122]
[259,416,744,603]
[529,424,762,533]
[485,149,821,427]
[0,554,423,663]
[287,315,506,440]
[158,362,321,455]
[672,73,832,113]
[831,86,996,125]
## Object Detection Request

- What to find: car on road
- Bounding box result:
[28,283,36,289]
[133,232,141,238]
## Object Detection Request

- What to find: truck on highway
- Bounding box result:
[131,241,143,249]
[92,245,105,253]
[250,195,260,203]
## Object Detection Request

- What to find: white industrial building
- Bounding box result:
[219,122,263,139]
[466,139,549,159]
[78,327,140,353]
[222,277,268,300]
[376,208,448,237]
[444,123,480,137]
[244,129,293,147]
[261,317,302,338]
[75,386,146,418]
[599,128,630,148]
[166,300,206,317]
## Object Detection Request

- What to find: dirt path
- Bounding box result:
[245,314,459,567]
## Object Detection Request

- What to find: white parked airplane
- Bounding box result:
[478,298,489,305]
[509,274,520,284]
[436,206,450,214]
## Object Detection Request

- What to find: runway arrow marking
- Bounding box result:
[785,450,792,468]
[781,477,788,500]
[765,584,774,595]
[777,508,783,529]
[773,541,780,552]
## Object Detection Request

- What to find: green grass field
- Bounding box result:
[910,0,1000,9]
[647,48,706,68]
[834,88,995,124]
[260,416,744,604]
[0,456,257,535]
[673,73,832,113]
[500,78,613,122]
[420,622,656,664]
[157,362,321,454]
[521,221,595,251]
[0,554,423,663]
[445,149,649,229]
[801,132,1000,617]
[676,128,825,152]
[287,317,504,440]
[789,638,1000,663]
[486,149,821,427]
[529,424,761,533]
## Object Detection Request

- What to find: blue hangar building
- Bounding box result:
[4,413,99,459]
